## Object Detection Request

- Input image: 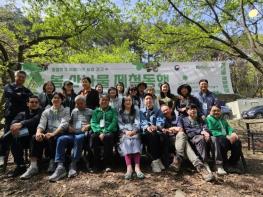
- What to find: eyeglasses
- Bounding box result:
[29,101,39,104]
[130,89,137,91]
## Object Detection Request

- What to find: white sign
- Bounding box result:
[22,61,233,94]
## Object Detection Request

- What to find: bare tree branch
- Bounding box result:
[205,0,235,44]
[167,0,263,74]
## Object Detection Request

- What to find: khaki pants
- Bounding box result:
[171,132,203,167]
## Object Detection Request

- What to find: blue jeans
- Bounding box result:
[55,133,85,163]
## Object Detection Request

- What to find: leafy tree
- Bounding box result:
[131,0,263,73]
[0,0,120,80]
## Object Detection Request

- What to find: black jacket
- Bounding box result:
[4,83,33,118]
[78,88,99,110]
[11,108,42,135]
[175,95,203,117]
[178,116,208,139]
[63,92,77,113]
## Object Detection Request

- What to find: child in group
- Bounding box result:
[118,95,144,179]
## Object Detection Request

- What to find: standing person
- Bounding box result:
[206,104,242,174]
[62,80,77,113]
[160,104,215,182]
[95,83,104,97]
[108,87,121,111]
[38,81,56,109]
[175,84,203,117]
[145,86,160,108]
[7,95,42,177]
[78,76,99,110]
[48,95,93,181]
[0,70,32,169]
[118,95,144,179]
[126,85,140,108]
[20,92,70,180]
[178,104,215,174]
[158,82,177,111]
[137,82,147,109]
[140,94,168,172]
[116,82,125,99]
[90,94,118,172]
[194,79,217,117]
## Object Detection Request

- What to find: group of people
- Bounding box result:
[0,70,242,182]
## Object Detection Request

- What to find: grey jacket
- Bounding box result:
[37,106,70,132]
[70,108,93,129]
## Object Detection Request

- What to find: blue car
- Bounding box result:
[242,106,263,119]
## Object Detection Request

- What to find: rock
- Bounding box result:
[175,189,186,197]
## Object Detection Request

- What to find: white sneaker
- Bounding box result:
[20,166,39,180]
[47,159,56,173]
[151,160,161,173]
[48,165,67,182]
[204,162,212,173]
[157,159,165,170]
[217,165,227,175]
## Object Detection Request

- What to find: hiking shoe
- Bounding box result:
[47,160,56,173]
[68,162,77,178]
[216,165,227,175]
[196,165,214,182]
[226,165,242,174]
[20,166,38,180]
[136,171,145,179]
[7,166,27,178]
[124,172,133,180]
[157,159,165,170]
[204,162,212,173]
[151,160,161,173]
[48,166,67,182]
[0,156,4,168]
[170,156,182,172]
[105,167,112,172]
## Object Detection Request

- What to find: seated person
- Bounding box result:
[161,104,214,182]
[118,95,144,180]
[140,93,168,172]
[178,104,218,176]
[175,84,203,118]
[20,92,70,180]
[206,104,242,173]
[8,95,42,177]
[90,94,118,172]
[48,95,93,182]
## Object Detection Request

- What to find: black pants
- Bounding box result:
[143,131,170,167]
[90,132,114,168]
[0,117,14,156]
[30,135,57,160]
[11,135,31,166]
[216,136,242,165]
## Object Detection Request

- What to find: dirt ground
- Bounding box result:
[0,120,263,197]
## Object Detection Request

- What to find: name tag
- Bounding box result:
[75,121,82,130]
[203,103,208,110]
[100,119,105,128]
